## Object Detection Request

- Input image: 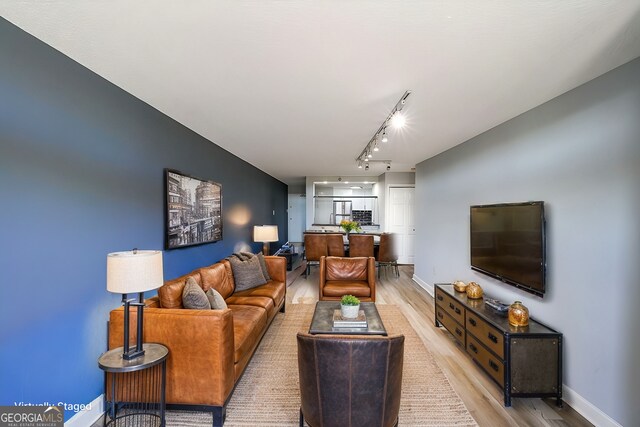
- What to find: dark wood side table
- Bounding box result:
[98,343,168,426]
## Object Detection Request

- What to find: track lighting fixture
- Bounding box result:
[355,90,411,168]
[365,163,370,171]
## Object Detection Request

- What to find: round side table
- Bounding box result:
[98,343,168,427]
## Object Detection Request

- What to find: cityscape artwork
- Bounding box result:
[165,169,222,249]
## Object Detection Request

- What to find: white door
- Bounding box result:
[288,194,306,243]
[388,187,415,264]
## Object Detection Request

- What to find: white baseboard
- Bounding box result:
[562,385,621,427]
[412,274,434,297]
[65,394,103,427]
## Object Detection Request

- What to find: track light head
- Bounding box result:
[391,111,406,129]
[365,163,370,171]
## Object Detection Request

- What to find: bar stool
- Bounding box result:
[348,234,374,258]
[326,233,345,257]
[376,232,399,277]
[304,234,328,277]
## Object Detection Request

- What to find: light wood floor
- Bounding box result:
[288,264,592,427]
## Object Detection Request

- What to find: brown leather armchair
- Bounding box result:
[297,332,405,427]
[319,256,376,302]
[348,234,374,257]
[376,233,399,278]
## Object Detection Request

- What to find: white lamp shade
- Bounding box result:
[253,225,279,243]
[107,250,164,294]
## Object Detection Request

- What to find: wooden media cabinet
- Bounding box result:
[434,284,562,406]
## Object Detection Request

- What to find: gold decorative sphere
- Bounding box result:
[466,281,483,299]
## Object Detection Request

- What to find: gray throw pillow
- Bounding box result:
[229,255,267,292]
[240,251,271,281]
[182,277,211,310]
[206,288,228,310]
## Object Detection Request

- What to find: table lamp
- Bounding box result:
[107,249,163,360]
[253,225,278,255]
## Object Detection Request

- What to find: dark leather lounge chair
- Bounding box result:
[297,332,405,427]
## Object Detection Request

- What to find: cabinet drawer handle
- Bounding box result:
[437,311,443,319]
[489,360,500,372]
[469,318,477,327]
[454,307,461,315]
[455,328,463,337]
[449,302,455,310]
[469,343,478,354]
[488,332,498,343]
[437,295,443,301]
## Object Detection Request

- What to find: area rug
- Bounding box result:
[165,304,478,426]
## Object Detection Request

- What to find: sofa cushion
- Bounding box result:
[322,281,371,298]
[199,262,235,299]
[206,288,228,310]
[240,252,271,282]
[232,282,285,308]
[229,255,267,291]
[225,295,275,318]
[182,277,211,310]
[227,305,268,363]
[158,272,202,308]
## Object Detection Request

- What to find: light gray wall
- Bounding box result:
[414,57,640,426]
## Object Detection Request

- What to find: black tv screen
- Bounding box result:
[470,202,546,297]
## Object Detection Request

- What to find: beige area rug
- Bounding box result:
[165,304,478,426]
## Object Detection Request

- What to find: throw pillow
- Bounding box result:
[182,277,211,310]
[206,288,228,310]
[229,255,267,292]
[240,251,271,281]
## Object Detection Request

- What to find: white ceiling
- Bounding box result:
[2,1,640,186]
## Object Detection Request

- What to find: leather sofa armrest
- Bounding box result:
[109,307,235,406]
[319,256,327,298]
[367,257,376,302]
[264,256,286,283]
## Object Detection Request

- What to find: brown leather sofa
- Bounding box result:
[297,332,405,427]
[108,256,286,426]
[318,256,376,302]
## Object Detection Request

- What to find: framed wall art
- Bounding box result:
[165,169,222,249]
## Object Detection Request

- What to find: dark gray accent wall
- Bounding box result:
[415,57,640,426]
[0,18,287,419]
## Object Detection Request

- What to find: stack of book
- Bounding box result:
[333,310,368,328]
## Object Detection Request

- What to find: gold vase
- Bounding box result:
[466,282,483,299]
[508,301,530,327]
[453,280,468,293]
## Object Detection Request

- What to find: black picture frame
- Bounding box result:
[165,169,222,249]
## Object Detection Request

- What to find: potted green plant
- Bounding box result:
[340,294,361,319]
[339,220,362,234]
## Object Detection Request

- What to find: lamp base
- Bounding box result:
[262,242,270,256]
[122,348,145,360]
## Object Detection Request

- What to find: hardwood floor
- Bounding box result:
[287,264,592,427]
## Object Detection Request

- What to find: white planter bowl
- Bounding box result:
[341,304,360,319]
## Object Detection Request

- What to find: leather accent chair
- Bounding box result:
[297,332,405,427]
[319,256,376,302]
[348,234,374,258]
[305,234,328,277]
[326,233,346,257]
[376,233,399,278]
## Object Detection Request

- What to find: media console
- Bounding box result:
[434,284,562,406]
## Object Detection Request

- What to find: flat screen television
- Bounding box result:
[470,201,546,297]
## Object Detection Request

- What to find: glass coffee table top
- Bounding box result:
[309,301,387,335]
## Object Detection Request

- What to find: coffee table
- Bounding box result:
[309,301,387,335]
